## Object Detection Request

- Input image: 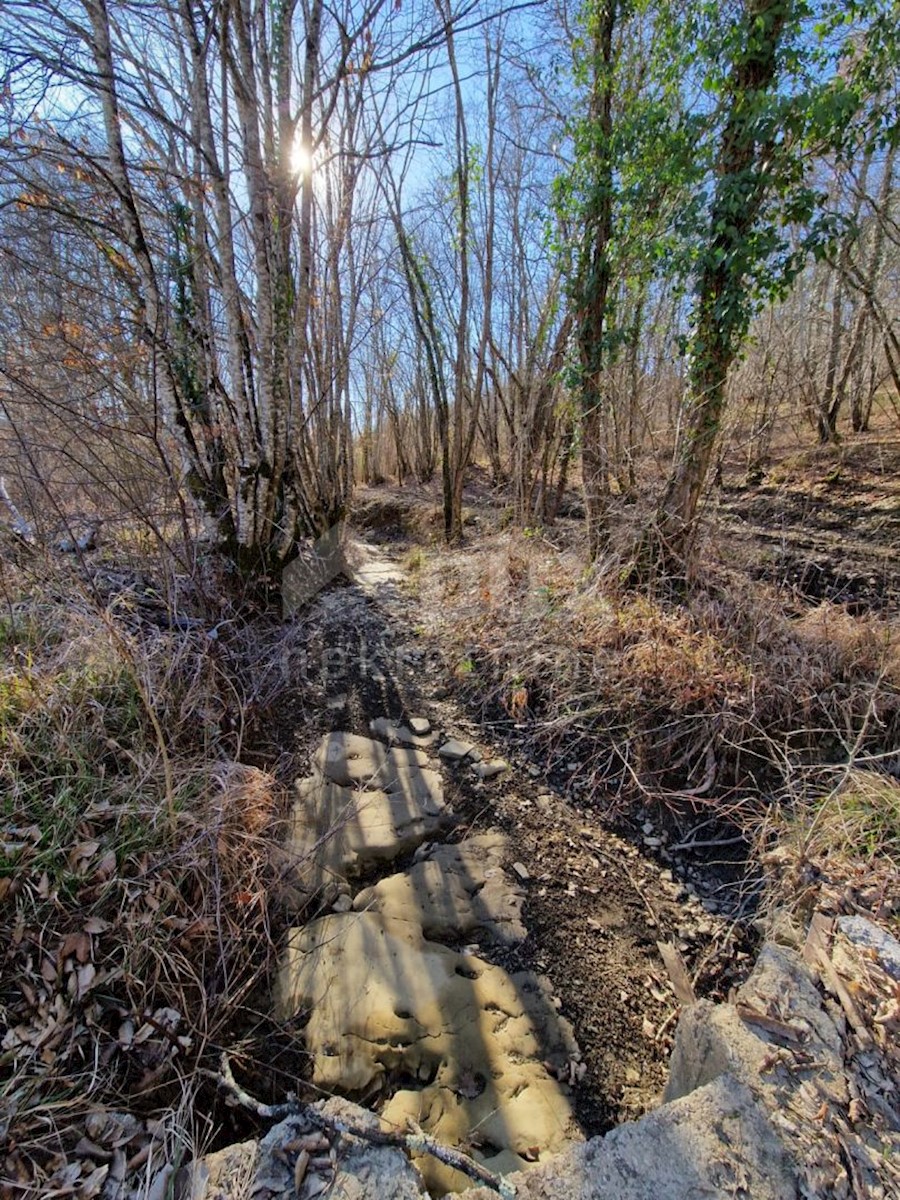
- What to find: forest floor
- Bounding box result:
[717,431,900,613]
[1,429,898,1197]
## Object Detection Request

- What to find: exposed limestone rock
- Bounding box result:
[188,1100,427,1200]
[665,944,847,1109]
[661,942,896,1196]
[273,910,579,1192]
[408,717,431,736]
[288,774,451,893]
[836,913,900,981]
[352,833,527,945]
[456,1074,799,1200]
[369,716,438,749]
[313,732,431,788]
[438,738,477,763]
[384,1054,580,1196]
[472,759,509,781]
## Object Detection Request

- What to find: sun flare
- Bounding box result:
[291,139,313,176]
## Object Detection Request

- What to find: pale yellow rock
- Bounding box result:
[353,833,526,945]
[313,732,429,788]
[273,911,579,1193]
[369,716,438,749]
[384,1063,577,1195]
[289,775,450,892]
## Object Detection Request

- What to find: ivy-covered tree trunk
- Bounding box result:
[647,0,791,578]
[574,0,617,561]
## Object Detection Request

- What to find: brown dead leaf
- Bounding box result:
[47,1160,81,1190]
[657,941,697,1006]
[94,850,116,879]
[734,1002,806,1045]
[75,963,97,999]
[83,917,109,935]
[69,839,100,871]
[74,1138,109,1162]
[59,931,92,966]
[873,996,900,1030]
[293,1149,310,1195]
[78,1163,109,1197]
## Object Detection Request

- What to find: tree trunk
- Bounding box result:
[574,0,616,560]
[645,0,790,579]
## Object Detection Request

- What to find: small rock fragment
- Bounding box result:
[837,914,900,981]
[473,758,509,780]
[294,1148,310,1193]
[408,717,431,736]
[511,861,530,882]
[438,738,476,762]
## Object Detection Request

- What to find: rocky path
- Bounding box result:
[243,540,738,1195]
[192,540,900,1200]
[274,725,582,1193]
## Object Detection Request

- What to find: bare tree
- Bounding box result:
[1,0,468,584]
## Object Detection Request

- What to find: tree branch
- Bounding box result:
[217,1053,517,1198]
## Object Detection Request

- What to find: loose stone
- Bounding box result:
[474,758,508,780]
[438,737,477,762]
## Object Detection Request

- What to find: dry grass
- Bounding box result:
[757,766,900,934]
[415,530,900,838]
[0,550,289,1197]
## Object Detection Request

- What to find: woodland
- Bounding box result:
[0,0,898,1195]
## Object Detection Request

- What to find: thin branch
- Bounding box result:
[217,1053,518,1198]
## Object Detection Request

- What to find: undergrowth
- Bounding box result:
[0,552,288,1197]
[416,530,900,851]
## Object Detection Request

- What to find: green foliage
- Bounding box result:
[556,0,899,382]
[1,645,150,884]
[0,612,204,895]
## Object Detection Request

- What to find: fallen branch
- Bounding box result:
[218,1053,517,1198]
[668,833,748,854]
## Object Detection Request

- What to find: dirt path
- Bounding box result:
[253,541,749,1174]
